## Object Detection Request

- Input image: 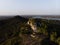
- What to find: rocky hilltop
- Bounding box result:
[0,15,60,45]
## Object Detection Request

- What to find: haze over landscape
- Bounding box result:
[0,0,60,45]
[0,0,59,16]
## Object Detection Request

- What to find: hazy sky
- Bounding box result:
[0,0,59,15]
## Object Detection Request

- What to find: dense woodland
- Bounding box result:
[0,16,60,45]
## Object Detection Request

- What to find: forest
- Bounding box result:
[0,16,60,45]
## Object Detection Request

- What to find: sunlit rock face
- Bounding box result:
[27,19,37,33]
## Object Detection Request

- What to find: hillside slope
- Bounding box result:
[0,16,60,45]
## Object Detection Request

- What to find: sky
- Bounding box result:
[0,0,60,16]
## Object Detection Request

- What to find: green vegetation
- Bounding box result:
[0,16,60,45]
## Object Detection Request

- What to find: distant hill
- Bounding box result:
[0,16,14,20]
